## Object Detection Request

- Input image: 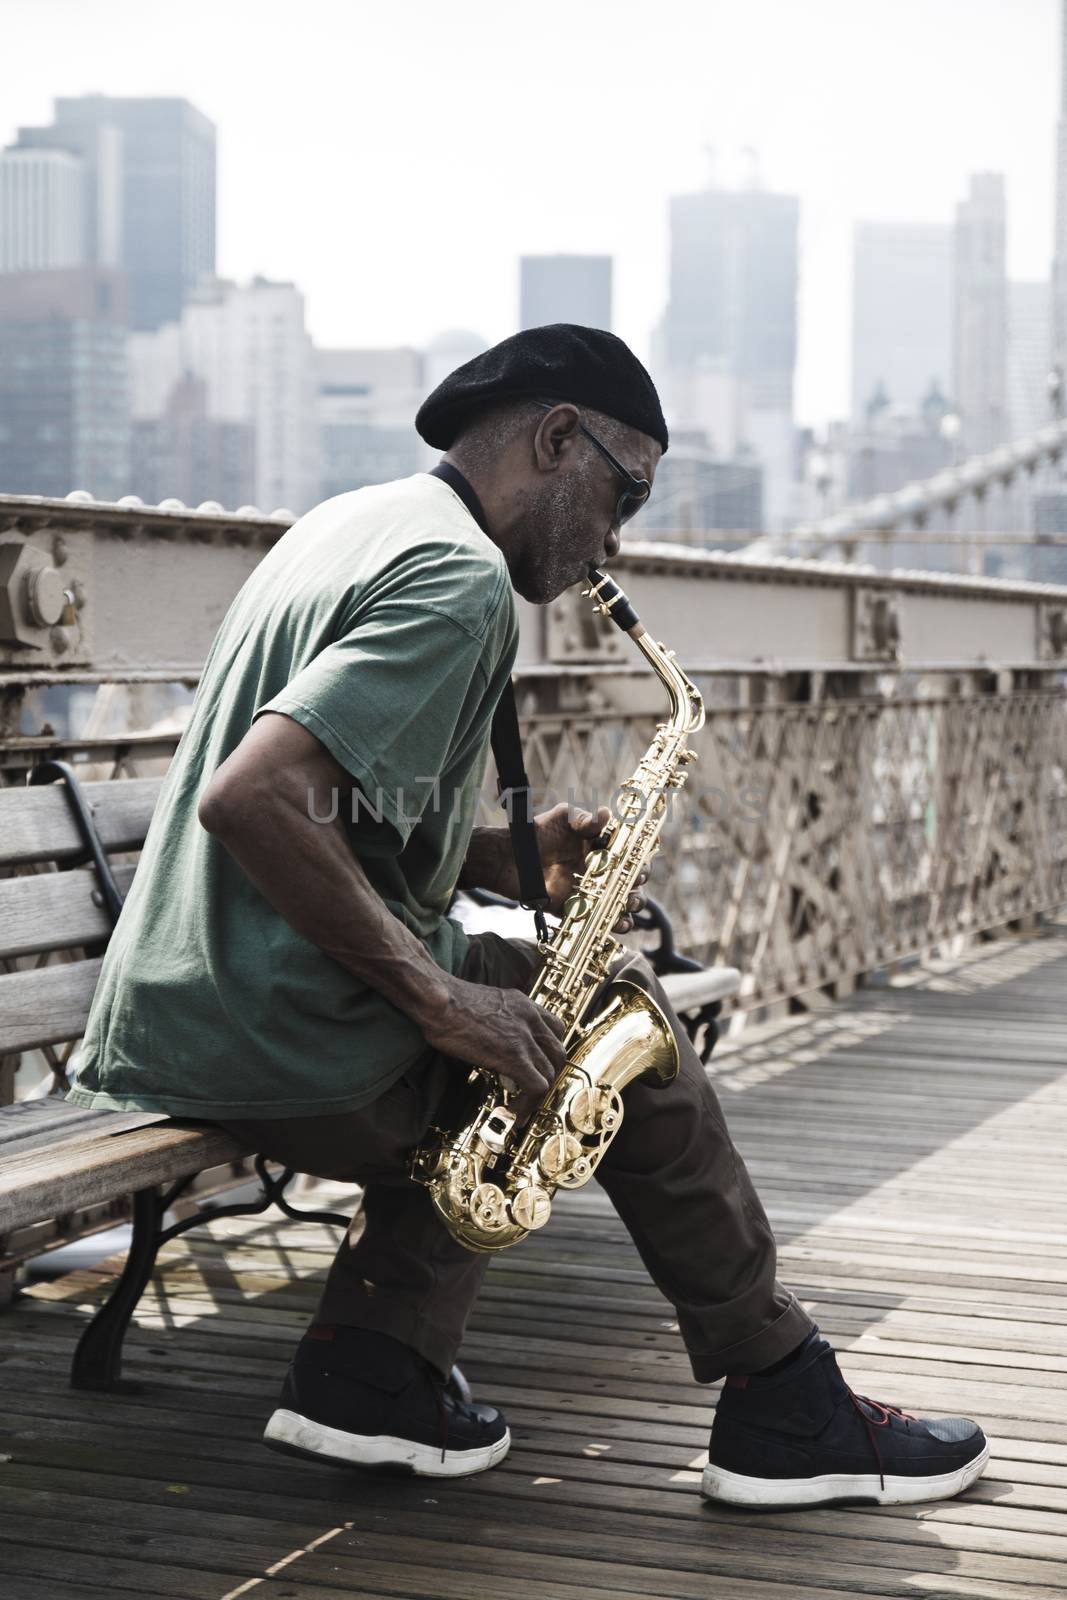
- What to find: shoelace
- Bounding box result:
[848,1390,914,1491]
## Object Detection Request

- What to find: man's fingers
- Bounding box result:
[513,1059,554,1097]
[571,804,612,838]
[535,1013,569,1074]
[539,1008,567,1039]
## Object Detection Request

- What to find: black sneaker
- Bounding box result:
[703,1329,989,1508]
[263,1326,511,1478]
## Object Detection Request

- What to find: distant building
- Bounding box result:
[851,223,952,421]
[13,115,121,269]
[660,361,747,460]
[0,267,129,499]
[660,185,798,410]
[0,146,85,271]
[657,181,798,528]
[954,174,1008,456]
[130,277,317,513]
[315,347,424,499]
[131,372,254,511]
[17,96,215,331]
[519,255,612,331]
[638,431,763,538]
[1008,281,1052,439]
[845,386,953,501]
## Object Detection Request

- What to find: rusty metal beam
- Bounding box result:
[2,491,1066,684]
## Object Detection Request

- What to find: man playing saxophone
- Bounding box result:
[69,325,988,1508]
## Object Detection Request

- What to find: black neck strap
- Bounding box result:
[489,680,550,941]
[429,461,550,939]
[430,460,490,532]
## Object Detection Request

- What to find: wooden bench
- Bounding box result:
[0,764,740,1394]
[0,769,352,1390]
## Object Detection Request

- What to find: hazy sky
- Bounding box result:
[4,0,1061,426]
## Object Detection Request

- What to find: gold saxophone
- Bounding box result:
[412,564,705,1252]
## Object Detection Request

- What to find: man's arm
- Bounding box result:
[198,712,565,1099]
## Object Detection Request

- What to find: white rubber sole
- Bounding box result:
[263,1407,512,1478]
[701,1443,989,1508]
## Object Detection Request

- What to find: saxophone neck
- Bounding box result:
[634,630,705,735]
[586,564,705,735]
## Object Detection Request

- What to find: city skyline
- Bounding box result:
[2,0,1058,429]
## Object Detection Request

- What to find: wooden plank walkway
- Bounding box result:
[2,919,1067,1600]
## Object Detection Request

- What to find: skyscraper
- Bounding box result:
[0,146,85,272]
[17,96,216,331]
[1008,281,1052,438]
[851,223,953,420]
[953,174,1008,456]
[14,115,121,269]
[130,276,318,513]
[658,181,798,527]
[660,186,798,409]
[519,255,612,331]
[0,268,129,499]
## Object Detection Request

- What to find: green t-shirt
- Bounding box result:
[68,473,518,1119]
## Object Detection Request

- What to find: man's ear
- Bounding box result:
[533,403,582,471]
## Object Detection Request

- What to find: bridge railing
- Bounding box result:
[2,493,1066,1019]
[518,685,1067,1007]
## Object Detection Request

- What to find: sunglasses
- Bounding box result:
[534,401,652,526]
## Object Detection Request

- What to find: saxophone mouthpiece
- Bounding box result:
[585,564,641,634]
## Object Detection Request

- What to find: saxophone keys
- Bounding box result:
[509,1183,553,1232]
[537,1130,582,1178]
[568,1084,623,1136]
[557,1153,595,1188]
[469,1182,508,1230]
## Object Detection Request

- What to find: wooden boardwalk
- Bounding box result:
[2,920,1067,1600]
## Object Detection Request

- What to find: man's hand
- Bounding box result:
[535,804,648,932]
[422,975,568,1108]
[460,804,648,932]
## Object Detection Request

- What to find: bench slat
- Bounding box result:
[0,1100,163,1151]
[0,1122,249,1233]
[0,863,138,960]
[0,957,102,1055]
[0,777,163,868]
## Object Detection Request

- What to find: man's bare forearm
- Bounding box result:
[201,769,453,1031]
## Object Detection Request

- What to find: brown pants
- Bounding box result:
[219,933,812,1382]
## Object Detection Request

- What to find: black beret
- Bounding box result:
[415,324,668,454]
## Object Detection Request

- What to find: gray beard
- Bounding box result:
[516,473,597,603]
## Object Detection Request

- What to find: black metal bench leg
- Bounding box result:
[67,1161,352,1393]
[71,1187,162,1392]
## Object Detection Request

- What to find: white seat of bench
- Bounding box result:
[660,967,742,1009]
